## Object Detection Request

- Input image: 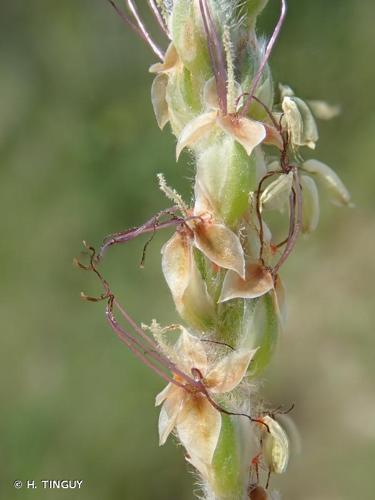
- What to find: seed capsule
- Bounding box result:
[302,159,351,207]
[261,415,289,474]
[281,95,318,149]
[249,485,267,500]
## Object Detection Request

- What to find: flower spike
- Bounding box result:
[86,2,352,496]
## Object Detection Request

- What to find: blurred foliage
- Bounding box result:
[0,1,374,499]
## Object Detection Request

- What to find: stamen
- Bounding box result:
[241,0,287,117]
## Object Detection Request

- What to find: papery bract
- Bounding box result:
[151,73,169,129]
[194,221,246,278]
[155,328,256,473]
[219,262,274,303]
[161,232,215,330]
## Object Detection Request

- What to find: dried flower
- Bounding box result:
[155,328,257,476]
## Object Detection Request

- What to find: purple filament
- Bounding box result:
[148,0,171,39]
[199,0,228,114]
[106,0,164,60]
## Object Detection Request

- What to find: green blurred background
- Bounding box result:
[1,1,374,499]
